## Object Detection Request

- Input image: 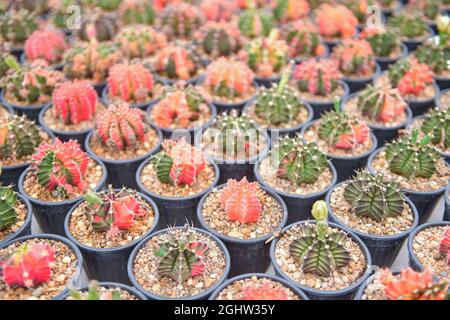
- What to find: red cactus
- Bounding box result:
[378,91,407,123]
[219,177,265,224]
[200,0,237,21]
[293,59,342,96]
[95,103,146,150]
[334,123,369,150]
[1,242,55,288]
[331,39,375,77]
[397,60,434,96]
[107,63,154,104]
[242,282,289,300]
[24,29,67,64]
[52,80,97,125]
[315,3,358,39]
[273,0,310,23]
[440,228,450,265]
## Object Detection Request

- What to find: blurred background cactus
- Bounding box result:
[115,25,167,59]
[157,3,205,40]
[195,21,244,59]
[119,0,155,25]
[0,9,38,47]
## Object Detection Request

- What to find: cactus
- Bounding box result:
[385,131,441,179]
[342,0,369,24]
[24,29,67,65]
[78,10,118,42]
[84,187,149,240]
[253,71,304,126]
[314,3,358,40]
[69,281,121,300]
[343,170,405,222]
[158,3,205,40]
[203,57,255,101]
[242,282,289,300]
[150,86,204,129]
[289,200,351,277]
[48,0,77,30]
[150,138,206,186]
[273,0,309,23]
[271,136,328,185]
[238,7,273,39]
[0,186,17,231]
[95,102,147,151]
[283,19,326,59]
[107,62,154,104]
[293,59,342,96]
[406,0,440,21]
[0,52,14,79]
[360,25,400,58]
[357,85,407,123]
[331,39,376,78]
[119,0,155,25]
[153,43,200,81]
[219,177,265,224]
[420,108,450,151]
[0,9,38,46]
[0,115,41,161]
[388,58,434,97]
[245,30,288,78]
[63,41,122,84]
[0,242,55,288]
[387,13,428,39]
[318,102,370,150]
[196,21,243,59]
[30,139,90,198]
[439,228,450,266]
[114,25,167,59]
[380,268,449,300]
[199,0,237,22]
[81,0,122,11]
[415,42,450,76]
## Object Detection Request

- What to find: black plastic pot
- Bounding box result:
[64,191,159,284]
[445,184,450,222]
[17,160,107,236]
[19,52,64,71]
[93,82,106,96]
[381,0,402,18]
[148,102,217,143]
[0,233,83,300]
[435,75,450,91]
[101,85,157,111]
[57,281,148,300]
[353,270,401,300]
[407,221,450,272]
[153,73,202,87]
[136,157,220,228]
[197,183,288,276]
[0,127,55,191]
[254,159,337,224]
[341,93,413,146]
[209,273,309,300]
[402,27,435,51]
[254,74,281,88]
[325,181,419,267]
[342,63,381,94]
[375,43,408,71]
[367,148,447,224]
[405,82,440,117]
[127,226,231,300]
[0,89,51,122]
[0,194,33,247]
[85,129,162,189]
[301,121,378,183]
[0,100,13,115]
[269,220,372,300]
[10,47,23,60]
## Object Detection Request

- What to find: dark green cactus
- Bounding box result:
[385,130,441,179]
[364,29,398,58]
[79,11,118,42]
[238,8,273,38]
[200,24,242,58]
[273,136,328,185]
[415,42,450,75]
[120,0,155,25]
[420,108,450,151]
[0,185,17,230]
[387,13,428,39]
[0,115,41,160]
[0,9,38,45]
[343,171,405,222]
[150,152,173,185]
[289,200,350,277]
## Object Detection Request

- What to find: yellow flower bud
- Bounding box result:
[312,200,328,221]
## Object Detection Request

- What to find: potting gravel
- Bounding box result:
[42,103,105,132]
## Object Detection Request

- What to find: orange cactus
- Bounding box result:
[397,61,434,96]
[273,0,309,23]
[315,3,358,40]
[200,0,238,21]
[331,39,375,77]
[358,85,407,123]
[153,44,198,81]
[334,123,370,149]
[242,282,289,300]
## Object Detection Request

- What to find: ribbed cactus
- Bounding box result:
[153,43,200,81]
[154,227,209,284]
[0,186,17,231]
[114,25,167,59]
[331,39,375,78]
[415,42,450,76]
[242,282,289,300]
[24,29,67,64]
[199,0,237,22]
[385,131,441,179]
[289,200,351,277]
[107,63,154,104]
[406,0,439,21]
[196,21,243,59]
[343,171,405,222]
[314,3,358,39]
[31,139,89,198]
[284,19,326,59]
[119,0,155,25]
[158,3,204,40]
[150,138,206,186]
[388,58,434,97]
[70,281,121,300]
[360,25,399,58]
[439,228,450,266]
[79,10,118,42]
[272,136,328,185]
[357,85,407,123]
[238,7,273,39]
[387,13,428,39]
[0,115,42,161]
[95,103,147,151]
[273,0,309,23]
[52,80,98,125]
[420,108,450,151]
[293,59,342,96]
[0,9,38,46]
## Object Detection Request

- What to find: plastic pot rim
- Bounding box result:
[127,226,231,300]
[19,51,64,71]
[400,26,435,46]
[101,84,158,110]
[353,270,402,300]
[58,281,148,300]
[0,89,51,112]
[374,42,408,63]
[38,104,94,137]
[0,193,33,246]
[295,80,350,107]
[437,88,450,109]
[153,73,203,87]
[341,62,381,84]
[445,184,450,209]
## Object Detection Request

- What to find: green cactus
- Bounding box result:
[150,152,174,185]
[120,0,155,25]
[289,200,351,277]
[364,29,398,58]
[343,171,405,222]
[0,115,42,161]
[387,58,411,88]
[0,53,15,79]
[385,130,441,179]
[238,8,273,39]
[0,186,17,231]
[49,0,78,29]
[387,13,428,39]
[420,108,450,151]
[200,24,242,58]
[415,42,450,75]
[272,136,328,185]
[69,281,121,300]
[0,9,38,46]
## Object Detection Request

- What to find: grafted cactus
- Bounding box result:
[271,136,328,185]
[242,283,289,300]
[360,25,399,58]
[199,0,237,22]
[158,3,205,40]
[196,21,243,59]
[119,0,155,25]
[388,58,434,97]
[70,281,121,300]
[49,0,79,29]
[78,10,118,42]
[283,19,326,59]
[24,29,67,64]
[0,186,17,230]
[0,9,38,46]
[289,200,351,277]
[342,0,369,24]
[331,39,376,78]
[0,52,14,79]
[293,59,342,96]
[439,228,450,266]
[153,43,200,81]
[415,42,450,76]
[387,13,428,39]
[406,0,440,22]
[314,3,358,40]
[385,131,441,179]
[238,7,273,39]
[154,227,209,284]
[420,108,450,151]
[0,115,42,161]
[343,171,405,222]
[114,25,167,59]
[273,0,309,23]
